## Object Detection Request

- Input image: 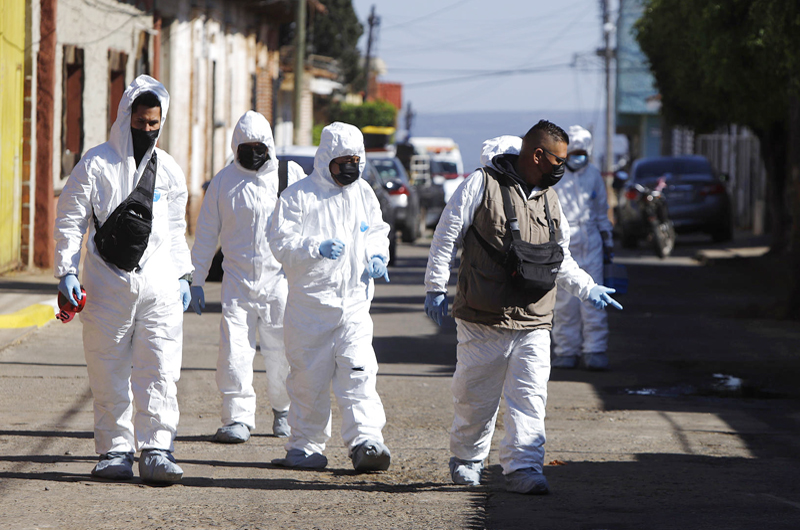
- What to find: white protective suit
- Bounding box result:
[191,111,305,430]
[54,75,192,455]
[424,136,597,475]
[552,126,614,359]
[268,122,391,456]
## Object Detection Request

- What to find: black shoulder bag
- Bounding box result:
[278,158,289,197]
[93,152,157,271]
[471,167,564,291]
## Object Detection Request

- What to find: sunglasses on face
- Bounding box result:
[538,146,566,166]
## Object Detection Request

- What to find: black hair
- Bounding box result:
[131,91,161,114]
[523,119,569,145]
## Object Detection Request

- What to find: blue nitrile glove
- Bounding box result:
[368,256,390,282]
[58,274,83,306]
[588,285,623,310]
[179,279,192,312]
[189,285,205,315]
[424,292,448,326]
[319,238,345,260]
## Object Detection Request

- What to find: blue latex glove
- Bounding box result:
[179,279,192,312]
[588,285,623,310]
[58,274,83,306]
[424,292,448,326]
[319,238,345,260]
[189,285,205,315]
[368,256,390,282]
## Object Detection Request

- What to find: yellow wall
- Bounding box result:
[0,0,25,270]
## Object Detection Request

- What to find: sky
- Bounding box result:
[349,0,623,169]
[350,0,617,122]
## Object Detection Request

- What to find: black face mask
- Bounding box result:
[131,127,159,167]
[237,143,268,171]
[540,160,565,188]
[332,162,360,186]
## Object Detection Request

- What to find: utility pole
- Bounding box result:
[601,0,615,177]
[405,102,415,137]
[293,0,306,145]
[363,5,379,100]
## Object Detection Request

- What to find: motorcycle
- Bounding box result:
[631,177,676,258]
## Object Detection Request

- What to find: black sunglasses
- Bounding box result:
[538,146,566,166]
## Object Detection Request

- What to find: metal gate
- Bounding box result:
[695,128,767,234]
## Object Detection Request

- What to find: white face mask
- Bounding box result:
[566,154,589,172]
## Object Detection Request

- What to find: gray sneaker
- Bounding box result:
[505,468,549,495]
[91,451,134,480]
[271,449,328,470]
[582,352,609,371]
[212,422,251,443]
[272,409,290,438]
[138,449,183,484]
[551,355,579,369]
[351,440,391,472]
[449,457,483,485]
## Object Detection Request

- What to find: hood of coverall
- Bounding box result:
[481,135,522,170]
[312,122,367,190]
[567,125,593,157]
[231,111,279,176]
[108,75,170,170]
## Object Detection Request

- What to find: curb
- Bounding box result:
[0,298,58,329]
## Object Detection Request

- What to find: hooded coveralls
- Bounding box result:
[191,111,305,430]
[268,122,391,456]
[54,75,192,455]
[552,126,614,360]
[425,141,596,475]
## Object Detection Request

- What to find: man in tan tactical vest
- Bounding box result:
[423,120,622,494]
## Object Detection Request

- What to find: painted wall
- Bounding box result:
[0,0,26,270]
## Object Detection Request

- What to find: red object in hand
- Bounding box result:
[57,287,87,323]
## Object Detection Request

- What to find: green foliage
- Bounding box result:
[329,100,397,129]
[312,123,324,146]
[311,0,364,88]
[635,0,799,134]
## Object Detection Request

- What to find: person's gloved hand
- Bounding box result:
[603,245,614,264]
[189,285,205,315]
[588,285,623,310]
[368,256,390,282]
[179,279,192,312]
[424,292,448,326]
[319,238,345,260]
[58,274,83,306]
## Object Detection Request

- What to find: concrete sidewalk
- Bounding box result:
[0,269,59,352]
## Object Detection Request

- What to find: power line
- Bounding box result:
[404,62,573,88]
[382,0,476,31]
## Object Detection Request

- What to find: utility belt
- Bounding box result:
[470,167,564,292]
[93,152,157,272]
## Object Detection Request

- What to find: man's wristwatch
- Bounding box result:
[179,273,193,285]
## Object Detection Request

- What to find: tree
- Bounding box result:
[636,0,800,314]
[310,0,364,89]
[329,100,397,129]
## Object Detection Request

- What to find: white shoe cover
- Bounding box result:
[505,468,549,495]
[271,449,328,470]
[213,422,251,443]
[582,352,609,371]
[139,449,183,484]
[449,457,483,485]
[272,409,290,438]
[351,440,391,472]
[551,355,579,369]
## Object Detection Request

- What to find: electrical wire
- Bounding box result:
[381,0,477,31]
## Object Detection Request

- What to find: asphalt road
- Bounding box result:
[2,234,800,529]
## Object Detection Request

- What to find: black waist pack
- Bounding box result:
[93,152,157,271]
[473,167,564,291]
